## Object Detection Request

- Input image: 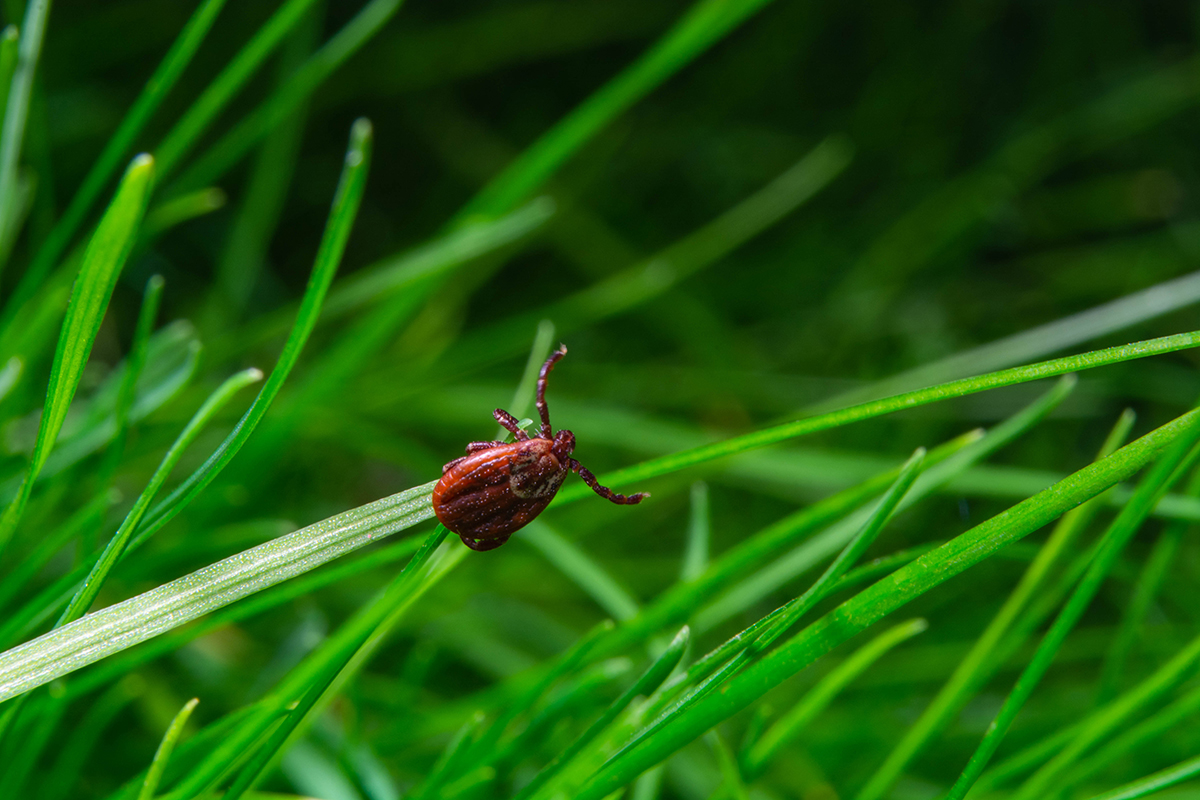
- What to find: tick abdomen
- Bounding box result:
[432,439,566,539]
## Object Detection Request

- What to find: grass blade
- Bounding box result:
[58,366,264,625]
[10,0,228,314]
[131,119,372,544]
[0,0,50,268]
[138,697,199,800]
[570,406,1200,800]
[943,420,1200,799]
[522,522,641,622]
[0,153,154,556]
[1083,754,1200,800]
[742,618,928,778]
[552,331,1200,506]
[457,0,779,220]
[853,407,1137,800]
[0,480,436,703]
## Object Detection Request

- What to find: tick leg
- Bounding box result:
[493,409,530,440]
[466,440,507,454]
[536,345,568,438]
[460,533,512,552]
[442,456,467,474]
[569,459,649,505]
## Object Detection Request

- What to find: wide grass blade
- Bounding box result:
[0,153,154,555]
[0,480,437,702]
[569,407,1200,800]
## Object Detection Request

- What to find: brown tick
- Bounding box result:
[432,345,649,551]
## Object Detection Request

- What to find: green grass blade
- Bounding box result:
[169,0,403,196]
[0,26,18,124]
[445,137,850,375]
[11,0,228,312]
[1095,506,1190,705]
[552,331,1200,505]
[811,269,1200,414]
[138,697,199,800]
[1011,631,1200,799]
[943,421,1200,799]
[569,407,1200,800]
[0,153,154,556]
[141,187,225,237]
[1062,684,1200,794]
[853,407,1137,800]
[131,119,372,543]
[95,274,164,495]
[152,0,322,179]
[743,618,928,778]
[698,376,1073,631]
[0,0,50,269]
[1083,754,1200,800]
[752,448,926,652]
[457,0,779,220]
[218,528,449,800]
[41,680,135,800]
[680,481,709,582]
[0,479,436,703]
[59,366,263,625]
[522,522,641,622]
[498,319,556,437]
[514,626,689,800]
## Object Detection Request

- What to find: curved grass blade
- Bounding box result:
[59,366,264,626]
[9,0,228,315]
[569,407,1200,800]
[943,421,1200,799]
[742,618,928,778]
[0,0,50,269]
[138,697,198,800]
[513,626,689,800]
[169,0,403,196]
[853,407,1137,800]
[0,153,154,556]
[457,0,780,220]
[0,479,436,703]
[552,331,1200,505]
[130,119,372,545]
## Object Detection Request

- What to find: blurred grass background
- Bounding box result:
[3,1,1200,798]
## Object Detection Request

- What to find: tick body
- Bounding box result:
[432,346,648,551]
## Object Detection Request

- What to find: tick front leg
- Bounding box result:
[460,533,512,552]
[493,409,530,440]
[442,456,467,473]
[569,460,649,505]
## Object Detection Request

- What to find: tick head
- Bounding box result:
[552,429,576,461]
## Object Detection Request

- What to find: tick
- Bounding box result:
[432,345,649,551]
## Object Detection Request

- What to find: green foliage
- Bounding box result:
[0,3,1198,800]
